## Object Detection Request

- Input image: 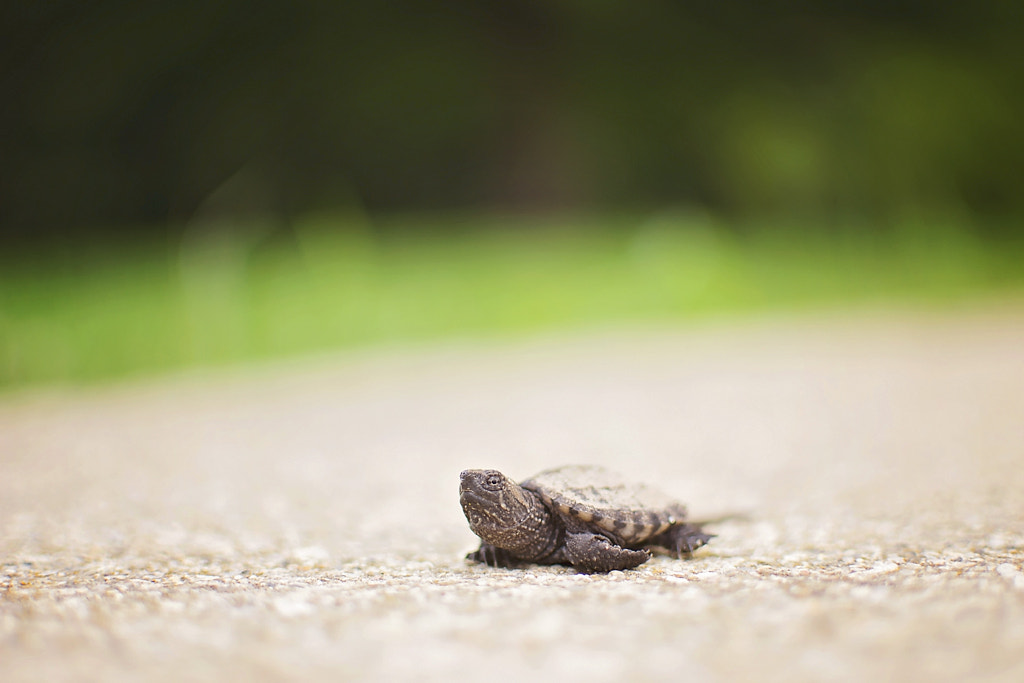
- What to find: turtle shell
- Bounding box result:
[521,465,689,544]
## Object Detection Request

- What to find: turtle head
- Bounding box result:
[459,469,536,545]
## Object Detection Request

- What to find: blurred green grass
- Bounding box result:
[2,213,1022,389]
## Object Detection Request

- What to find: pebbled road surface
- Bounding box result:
[2,308,1024,682]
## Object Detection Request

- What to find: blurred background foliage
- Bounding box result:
[1,1,1023,388]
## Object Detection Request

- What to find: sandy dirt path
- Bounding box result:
[2,308,1024,682]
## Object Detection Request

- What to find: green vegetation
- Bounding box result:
[5,4,1023,235]
[2,213,1022,389]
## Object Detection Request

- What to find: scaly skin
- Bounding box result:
[459,470,562,563]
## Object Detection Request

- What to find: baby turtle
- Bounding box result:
[459,464,713,573]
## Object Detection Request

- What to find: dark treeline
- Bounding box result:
[2,0,1022,240]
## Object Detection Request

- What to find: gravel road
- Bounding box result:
[2,308,1024,682]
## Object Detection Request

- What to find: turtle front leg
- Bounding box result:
[467,543,518,568]
[564,532,650,573]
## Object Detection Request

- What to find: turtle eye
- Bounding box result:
[483,473,503,490]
